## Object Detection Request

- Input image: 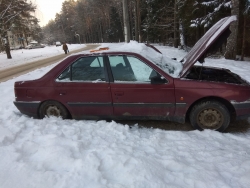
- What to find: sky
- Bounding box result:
[0,43,250,187]
[32,0,65,27]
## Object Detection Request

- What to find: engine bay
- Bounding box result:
[185,65,248,85]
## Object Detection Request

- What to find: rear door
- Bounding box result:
[55,56,113,119]
[107,55,175,120]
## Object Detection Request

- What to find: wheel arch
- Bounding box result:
[38,99,72,119]
[185,96,236,122]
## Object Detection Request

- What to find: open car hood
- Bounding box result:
[179,16,237,78]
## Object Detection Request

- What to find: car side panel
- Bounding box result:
[110,82,176,120]
[53,82,113,119]
[174,79,250,120]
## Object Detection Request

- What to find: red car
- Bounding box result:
[14,16,250,131]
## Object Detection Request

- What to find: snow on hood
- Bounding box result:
[99,41,183,78]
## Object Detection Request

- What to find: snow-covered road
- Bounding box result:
[0,44,100,82]
[0,44,85,70]
[0,43,250,188]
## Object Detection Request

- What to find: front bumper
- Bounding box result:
[231,101,250,120]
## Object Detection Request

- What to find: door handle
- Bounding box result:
[59,92,66,96]
[114,91,124,96]
[57,83,64,87]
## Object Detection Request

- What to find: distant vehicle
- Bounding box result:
[13,16,250,132]
[10,45,24,50]
[55,42,61,47]
[25,43,45,49]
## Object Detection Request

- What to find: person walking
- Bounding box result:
[62,42,68,54]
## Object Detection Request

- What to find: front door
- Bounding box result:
[55,56,113,119]
[108,55,175,120]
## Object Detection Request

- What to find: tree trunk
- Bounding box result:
[179,20,185,48]
[225,0,239,60]
[137,0,141,42]
[134,0,141,42]
[240,15,246,61]
[123,0,131,43]
[135,0,139,42]
[174,0,178,48]
[23,30,29,45]
[99,21,103,43]
[4,36,12,59]
[5,44,12,59]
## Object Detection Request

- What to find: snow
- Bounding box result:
[0,42,250,188]
[0,44,85,70]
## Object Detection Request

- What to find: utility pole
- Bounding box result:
[123,0,130,43]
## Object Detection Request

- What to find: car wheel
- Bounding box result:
[189,100,230,132]
[39,100,69,119]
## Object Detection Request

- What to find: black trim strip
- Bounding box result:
[176,103,187,108]
[13,101,40,108]
[68,102,112,107]
[67,102,187,108]
[113,103,175,108]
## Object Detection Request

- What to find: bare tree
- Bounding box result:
[0,0,37,59]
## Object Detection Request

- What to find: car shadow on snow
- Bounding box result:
[115,119,250,133]
[225,119,250,133]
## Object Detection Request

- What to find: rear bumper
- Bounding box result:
[13,101,41,118]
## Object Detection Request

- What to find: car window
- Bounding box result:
[109,56,126,67]
[57,56,105,82]
[90,57,104,67]
[108,55,164,83]
[127,56,156,82]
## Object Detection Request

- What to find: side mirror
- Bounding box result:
[150,75,167,84]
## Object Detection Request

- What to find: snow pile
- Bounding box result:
[0,44,250,188]
[0,101,250,188]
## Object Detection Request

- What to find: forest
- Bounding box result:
[1,0,250,59]
[42,0,250,59]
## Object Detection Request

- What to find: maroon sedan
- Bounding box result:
[14,16,250,131]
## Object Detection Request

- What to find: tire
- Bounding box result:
[39,100,69,119]
[189,100,230,132]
